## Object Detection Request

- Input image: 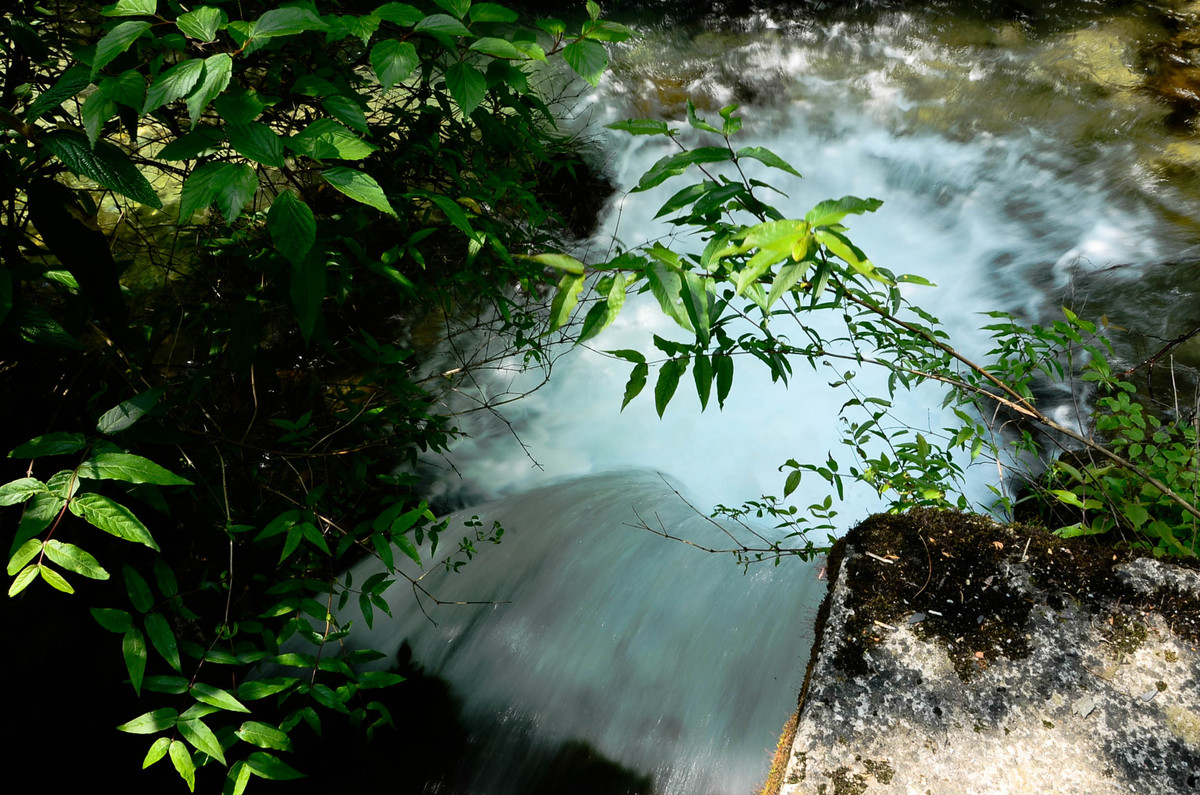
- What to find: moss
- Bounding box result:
[1102,610,1148,656]
[861,758,895,784]
[826,765,868,795]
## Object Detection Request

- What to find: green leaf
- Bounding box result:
[578,272,627,344]
[169,739,196,792]
[9,432,88,459]
[191,682,251,713]
[434,0,471,17]
[267,191,317,265]
[118,707,178,734]
[245,751,305,780]
[124,564,154,612]
[178,718,226,765]
[81,90,117,149]
[290,118,377,161]
[621,362,648,410]
[178,162,257,224]
[103,0,157,16]
[123,627,147,694]
[253,7,327,38]
[92,607,133,632]
[92,20,151,78]
[71,492,160,551]
[238,678,297,701]
[8,564,40,596]
[685,98,720,134]
[654,358,686,418]
[563,38,607,87]
[291,254,326,343]
[7,538,42,575]
[11,492,66,553]
[43,540,109,580]
[680,271,711,347]
[735,146,802,178]
[214,89,272,124]
[0,478,48,506]
[321,95,369,134]
[142,58,205,114]
[177,6,222,42]
[42,131,162,208]
[145,611,182,671]
[693,352,713,410]
[646,263,692,331]
[606,118,673,137]
[78,452,192,486]
[445,62,486,117]
[714,353,733,409]
[321,167,396,215]
[805,195,883,227]
[470,3,518,22]
[519,253,585,274]
[156,129,222,160]
[227,122,287,168]
[96,387,165,434]
[414,14,470,36]
[636,146,733,192]
[236,721,293,751]
[187,53,233,123]
[469,36,521,58]
[374,3,424,26]
[548,272,583,332]
[143,736,171,769]
[26,64,91,122]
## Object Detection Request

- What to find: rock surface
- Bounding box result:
[779,509,1200,795]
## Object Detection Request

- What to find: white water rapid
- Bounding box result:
[358,5,1200,793]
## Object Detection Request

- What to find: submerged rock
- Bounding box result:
[776,509,1200,794]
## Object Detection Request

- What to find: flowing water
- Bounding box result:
[364,3,1200,792]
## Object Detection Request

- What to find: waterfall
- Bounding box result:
[359,5,1200,792]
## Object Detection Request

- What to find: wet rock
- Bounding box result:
[777,509,1200,794]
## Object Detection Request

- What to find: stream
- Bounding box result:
[359,3,1200,792]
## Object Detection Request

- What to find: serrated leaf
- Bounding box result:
[253,7,327,38]
[96,387,165,434]
[445,62,486,117]
[8,563,40,596]
[414,13,470,36]
[321,167,395,215]
[187,53,233,123]
[104,0,157,17]
[123,626,147,693]
[143,736,171,768]
[236,721,293,751]
[0,478,49,506]
[142,58,205,114]
[26,64,91,121]
[144,611,181,671]
[563,38,607,87]
[177,6,222,42]
[214,89,272,124]
[191,682,251,713]
[178,718,226,765]
[470,3,518,22]
[11,492,65,554]
[227,122,286,168]
[156,129,222,160]
[71,492,159,551]
[434,0,470,16]
[267,191,316,265]
[469,37,521,59]
[93,21,151,78]
[118,707,178,734]
[43,540,109,580]
[374,3,423,26]
[178,162,257,224]
[289,118,377,161]
[42,131,161,208]
[77,452,192,486]
[81,89,117,149]
[9,432,88,459]
[169,739,195,792]
[371,39,418,91]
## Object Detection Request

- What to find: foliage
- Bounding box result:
[547,100,1200,562]
[1,0,630,791]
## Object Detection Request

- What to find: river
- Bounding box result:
[364,3,1200,792]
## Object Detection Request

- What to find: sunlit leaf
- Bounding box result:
[117,707,178,734]
[43,540,109,580]
[42,131,161,208]
[78,452,192,485]
[71,493,159,550]
[321,167,396,215]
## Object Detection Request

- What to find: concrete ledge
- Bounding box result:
[779,509,1200,795]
